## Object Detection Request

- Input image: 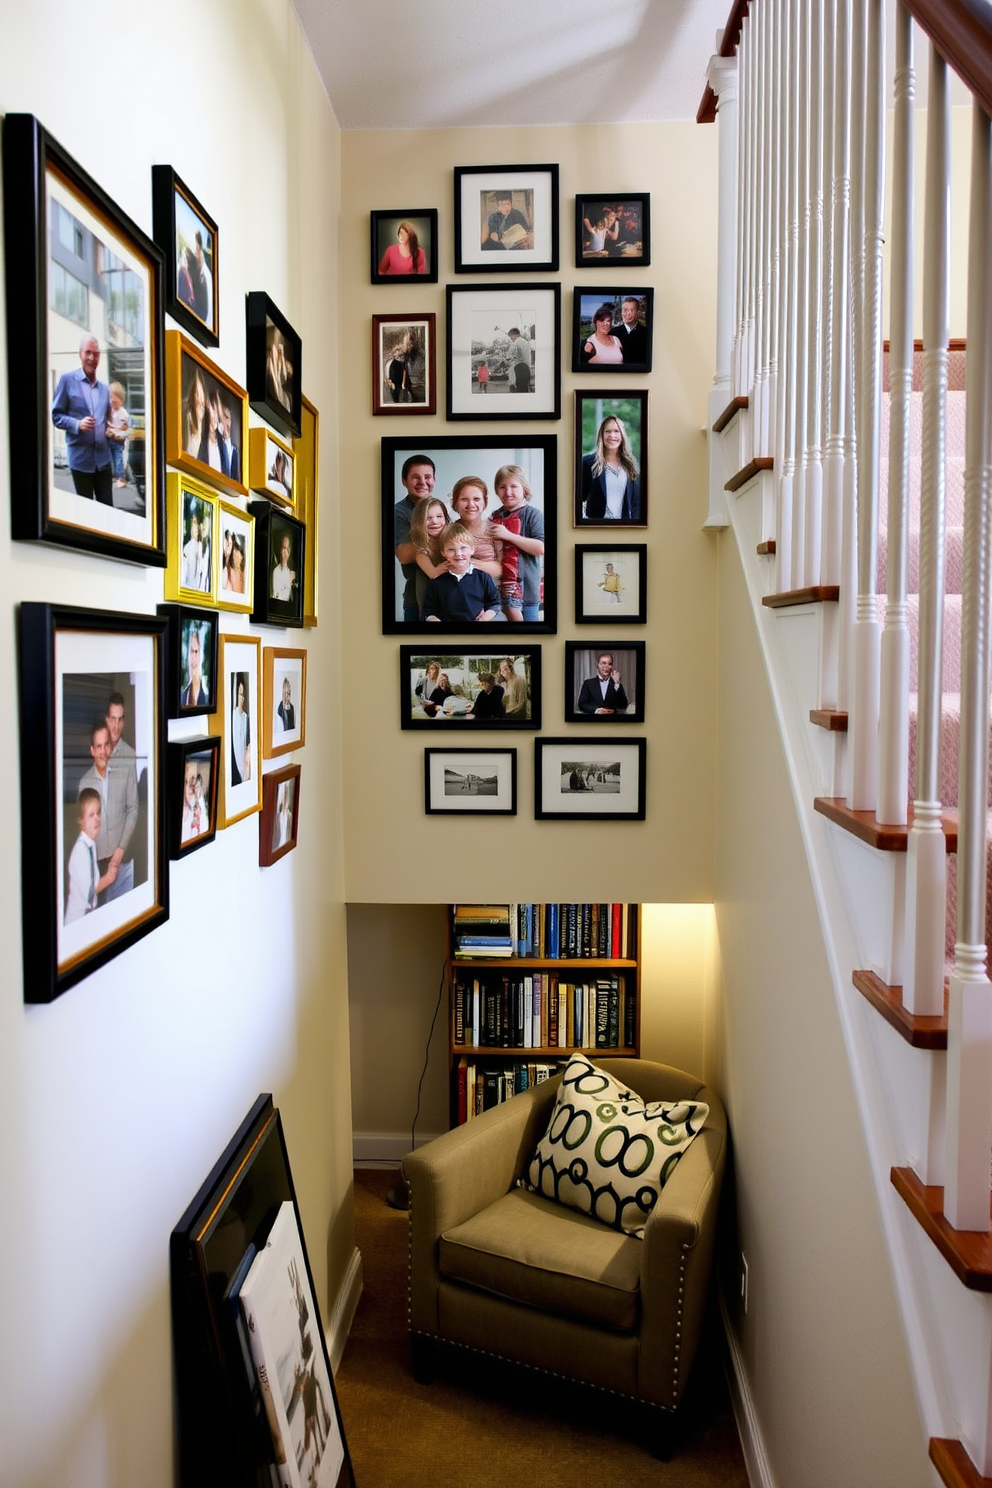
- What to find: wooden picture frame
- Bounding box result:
[446,283,560,421]
[246,291,301,439]
[249,502,306,628]
[574,193,651,267]
[296,395,319,627]
[572,289,653,374]
[534,737,647,820]
[400,646,542,730]
[248,426,296,507]
[574,543,647,624]
[382,435,556,634]
[564,641,645,723]
[372,313,436,415]
[215,499,255,615]
[164,473,218,602]
[370,208,438,283]
[157,602,219,718]
[152,164,219,346]
[263,646,306,758]
[210,634,262,827]
[574,390,648,527]
[164,329,249,497]
[18,601,169,1004]
[3,114,166,565]
[168,735,220,859]
[259,763,301,866]
[454,164,559,273]
[424,748,517,815]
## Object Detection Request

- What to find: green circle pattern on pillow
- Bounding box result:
[522,1054,709,1237]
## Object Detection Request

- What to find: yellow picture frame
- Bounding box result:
[296,394,319,627]
[164,329,249,498]
[248,426,296,509]
[164,472,219,603]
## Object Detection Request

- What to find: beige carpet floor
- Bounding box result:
[332,1168,749,1488]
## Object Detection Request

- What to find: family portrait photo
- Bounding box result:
[246,292,301,439]
[400,647,541,730]
[454,165,559,273]
[446,285,560,420]
[383,436,556,634]
[574,543,647,623]
[166,331,247,497]
[564,642,645,723]
[370,209,438,282]
[574,195,651,265]
[535,737,646,820]
[573,289,653,372]
[372,314,436,415]
[574,391,648,527]
[153,165,219,346]
[424,748,517,815]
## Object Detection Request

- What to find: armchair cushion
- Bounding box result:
[521,1054,709,1237]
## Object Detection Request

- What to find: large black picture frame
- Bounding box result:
[2,114,166,565]
[19,601,169,1004]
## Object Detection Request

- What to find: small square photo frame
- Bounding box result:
[246,292,301,439]
[573,289,653,373]
[564,641,645,723]
[215,499,255,614]
[400,647,541,730]
[574,194,651,267]
[535,737,646,820]
[152,164,219,346]
[454,164,559,274]
[211,634,261,827]
[157,602,218,717]
[372,314,436,415]
[263,646,306,758]
[370,209,438,283]
[446,284,560,421]
[168,735,220,859]
[165,473,218,602]
[164,330,249,497]
[249,503,306,628]
[574,544,647,624]
[424,749,517,815]
[248,426,296,507]
[260,763,300,866]
[574,390,648,527]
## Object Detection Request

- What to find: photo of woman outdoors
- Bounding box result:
[574,392,648,527]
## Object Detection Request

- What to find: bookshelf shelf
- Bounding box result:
[453,957,639,970]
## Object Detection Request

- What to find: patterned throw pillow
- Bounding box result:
[521,1054,709,1238]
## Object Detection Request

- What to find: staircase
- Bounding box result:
[703,3,992,1484]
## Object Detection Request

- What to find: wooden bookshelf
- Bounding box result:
[447,903,642,1126]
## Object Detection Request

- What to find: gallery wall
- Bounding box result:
[0,5,350,1487]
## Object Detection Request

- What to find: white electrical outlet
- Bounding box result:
[740,1253,749,1314]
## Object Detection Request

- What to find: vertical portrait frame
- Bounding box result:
[164,329,249,497]
[246,291,302,439]
[263,646,307,759]
[151,164,220,347]
[296,394,319,627]
[168,735,220,859]
[215,499,255,615]
[211,634,262,828]
[573,389,648,528]
[157,601,219,718]
[259,763,301,867]
[372,313,437,415]
[248,502,306,628]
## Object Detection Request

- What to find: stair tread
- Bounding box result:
[813,796,958,852]
[891,1167,992,1291]
[853,970,948,1048]
[931,1438,992,1488]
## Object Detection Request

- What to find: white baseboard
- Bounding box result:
[719,1285,775,1488]
[352,1129,442,1165]
[326,1244,363,1374]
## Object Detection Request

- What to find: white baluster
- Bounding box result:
[775,0,797,593]
[792,0,810,590]
[705,53,740,531]
[804,0,826,590]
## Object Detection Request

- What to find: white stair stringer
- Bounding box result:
[721,431,992,1473]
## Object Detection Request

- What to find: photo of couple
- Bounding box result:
[574,291,653,372]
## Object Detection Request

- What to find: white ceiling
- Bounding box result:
[291,0,731,130]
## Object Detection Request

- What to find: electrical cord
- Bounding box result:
[386,954,446,1210]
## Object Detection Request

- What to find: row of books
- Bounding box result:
[452,902,638,960]
[452,971,636,1050]
[454,1056,567,1124]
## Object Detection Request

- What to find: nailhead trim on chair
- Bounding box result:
[670,1245,689,1409]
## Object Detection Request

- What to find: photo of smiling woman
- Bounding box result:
[574,392,648,527]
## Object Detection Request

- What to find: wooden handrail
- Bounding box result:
[697,0,992,125]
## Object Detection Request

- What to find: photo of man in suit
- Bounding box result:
[612,296,648,364]
[51,334,113,503]
[577,651,629,716]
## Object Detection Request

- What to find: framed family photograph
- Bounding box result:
[165,473,217,602]
[215,499,255,614]
[18,602,169,1004]
[168,735,220,859]
[446,284,560,421]
[573,289,653,373]
[297,394,319,627]
[401,647,541,730]
[424,748,517,815]
[3,114,166,565]
[211,634,262,828]
[263,646,306,758]
[574,390,648,527]
[248,426,295,507]
[249,502,306,628]
[574,543,647,623]
[157,602,218,717]
[246,291,301,440]
[534,737,646,821]
[372,314,436,415]
[259,763,301,866]
[370,209,438,283]
[165,330,248,497]
[152,164,219,346]
[382,435,556,634]
[564,641,645,723]
[454,164,559,273]
[575,194,651,266]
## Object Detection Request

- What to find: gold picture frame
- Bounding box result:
[248,425,295,509]
[296,394,319,626]
[165,329,249,498]
[164,473,218,603]
[210,634,262,827]
[263,646,307,759]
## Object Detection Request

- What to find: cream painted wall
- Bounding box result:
[339,122,720,905]
[0,6,350,1488]
[713,535,931,1488]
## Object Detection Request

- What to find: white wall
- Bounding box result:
[0,7,350,1488]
